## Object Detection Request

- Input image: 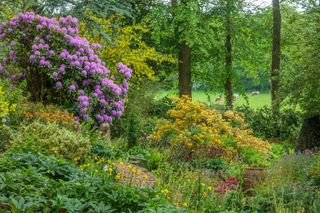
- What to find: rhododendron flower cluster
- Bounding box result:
[0,12,132,125]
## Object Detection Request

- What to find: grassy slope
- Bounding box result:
[156,90,271,109]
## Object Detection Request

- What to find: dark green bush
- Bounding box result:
[148,96,176,118]
[236,105,302,142]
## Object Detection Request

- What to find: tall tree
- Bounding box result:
[224,0,233,108]
[271,0,281,115]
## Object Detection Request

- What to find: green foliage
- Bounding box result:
[8,121,92,161]
[0,83,17,124]
[111,89,164,147]
[236,105,302,142]
[0,152,174,212]
[90,140,114,159]
[148,96,176,118]
[0,125,12,152]
[281,5,320,117]
[0,80,24,108]
[126,145,169,171]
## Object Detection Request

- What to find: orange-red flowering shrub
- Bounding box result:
[19,102,78,129]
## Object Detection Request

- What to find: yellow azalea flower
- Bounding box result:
[115,173,121,180]
[161,188,169,195]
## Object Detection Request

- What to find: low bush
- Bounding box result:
[8,121,91,161]
[13,102,78,129]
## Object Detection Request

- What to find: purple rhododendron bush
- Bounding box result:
[0,12,132,125]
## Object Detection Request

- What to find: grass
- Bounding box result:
[156,90,271,109]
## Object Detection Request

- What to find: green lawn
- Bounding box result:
[156,90,271,109]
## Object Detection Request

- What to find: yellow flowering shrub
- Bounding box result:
[0,85,15,124]
[80,15,176,87]
[148,96,271,162]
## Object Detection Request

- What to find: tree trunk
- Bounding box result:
[178,43,192,97]
[173,0,192,98]
[225,4,233,109]
[296,115,320,151]
[271,0,281,115]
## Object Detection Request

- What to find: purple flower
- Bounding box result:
[69,84,76,91]
[59,64,66,72]
[10,41,16,46]
[56,81,63,89]
[81,70,87,76]
[29,55,36,61]
[32,44,38,50]
[52,72,59,78]
[9,50,15,59]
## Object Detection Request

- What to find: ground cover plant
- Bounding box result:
[0,1,319,212]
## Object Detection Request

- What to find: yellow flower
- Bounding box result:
[108,167,113,173]
[161,188,169,195]
[115,173,121,180]
[183,203,188,208]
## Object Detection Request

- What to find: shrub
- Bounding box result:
[8,120,91,161]
[111,89,157,147]
[0,152,174,212]
[148,96,176,118]
[15,102,78,129]
[0,12,131,125]
[236,105,301,142]
[148,96,271,165]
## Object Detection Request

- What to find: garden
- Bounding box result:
[0,0,319,212]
